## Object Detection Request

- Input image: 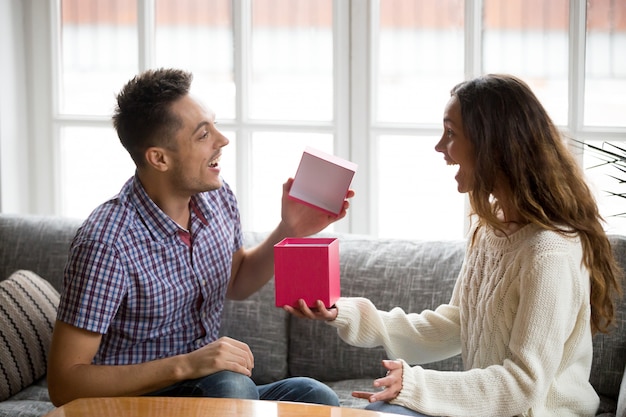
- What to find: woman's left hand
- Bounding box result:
[352,359,403,403]
[283,299,338,321]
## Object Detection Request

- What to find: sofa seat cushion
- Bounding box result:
[325,378,374,408]
[0,400,55,417]
[0,270,59,401]
[0,378,55,417]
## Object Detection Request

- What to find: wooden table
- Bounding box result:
[44,397,398,417]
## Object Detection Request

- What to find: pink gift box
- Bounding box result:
[288,147,357,216]
[274,237,340,308]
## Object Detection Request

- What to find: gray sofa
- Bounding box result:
[1,213,625,417]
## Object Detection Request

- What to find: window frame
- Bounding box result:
[4,0,626,236]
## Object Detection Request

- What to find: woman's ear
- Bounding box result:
[144,147,169,172]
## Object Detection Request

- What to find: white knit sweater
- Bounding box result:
[330,224,598,417]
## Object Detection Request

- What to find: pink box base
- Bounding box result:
[274,238,340,308]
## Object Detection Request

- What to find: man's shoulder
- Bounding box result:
[75,200,139,246]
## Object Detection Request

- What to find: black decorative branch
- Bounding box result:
[571,138,626,217]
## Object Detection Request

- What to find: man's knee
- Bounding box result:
[195,371,259,399]
[259,377,339,406]
[294,377,339,406]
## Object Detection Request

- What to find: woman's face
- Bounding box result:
[435,95,475,194]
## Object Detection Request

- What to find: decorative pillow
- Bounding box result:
[0,270,59,401]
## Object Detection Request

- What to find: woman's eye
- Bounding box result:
[446,129,453,137]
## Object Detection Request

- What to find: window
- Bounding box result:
[56,0,342,233]
[580,0,626,235]
[4,0,626,239]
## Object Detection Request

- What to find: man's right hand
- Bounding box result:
[186,336,254,378]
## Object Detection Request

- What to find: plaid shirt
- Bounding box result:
[57,175,243,365]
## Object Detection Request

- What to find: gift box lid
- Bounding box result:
[288,147,357,216]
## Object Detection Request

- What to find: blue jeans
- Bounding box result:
[366,401,435,416]
[145,371,339,406]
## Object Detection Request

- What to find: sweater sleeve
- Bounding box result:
[329,297,462,365]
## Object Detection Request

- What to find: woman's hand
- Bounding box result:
[283,299,338,321]
[352,360,403,403]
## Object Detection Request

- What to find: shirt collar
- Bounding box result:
[129,175,212,241]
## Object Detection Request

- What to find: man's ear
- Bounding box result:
[144,147,169,172]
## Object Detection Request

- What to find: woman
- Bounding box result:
[285,74,623,416]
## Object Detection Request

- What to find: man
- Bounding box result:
[47,68,351,407]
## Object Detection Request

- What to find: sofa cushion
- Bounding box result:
[0,378,55,417]
[591,235,626,414]
[289,235,466,382]
[218,231,290,385]
[0,214,81,293]
[219,281,290,385]
[0,400,56,417]
[0,270,59,401]
[325,378,374,408]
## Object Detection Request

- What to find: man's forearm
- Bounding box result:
[47,320,193,407]
[47,354,189,406]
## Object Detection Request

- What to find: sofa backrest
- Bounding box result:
[286,233,466,382]
[0,214,81,292]
[219,231,291,385]
[1,213,625,411]
[592,234,626,413]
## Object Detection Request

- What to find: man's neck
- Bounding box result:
[137,172,192,229]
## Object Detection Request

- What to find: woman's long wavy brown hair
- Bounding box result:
[452,74,622,334]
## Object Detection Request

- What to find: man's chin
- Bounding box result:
[206,178,224,191]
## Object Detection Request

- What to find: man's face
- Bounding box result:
[165,94,229,195]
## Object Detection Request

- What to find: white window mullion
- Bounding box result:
[233,0,253,231]
[568,0,587,140]
[464,0,483,79]
[137,0,156,71]
[461,0,484,234]
[332,0,351,233]
[349,0,374,235]
[26,0,56,214]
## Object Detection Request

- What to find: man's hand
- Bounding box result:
[186,336,254,378]
[279,178,355,237]
[227,179,354,301]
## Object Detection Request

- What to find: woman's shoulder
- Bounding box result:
[515,226,584,265]
[476,223,580,254]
